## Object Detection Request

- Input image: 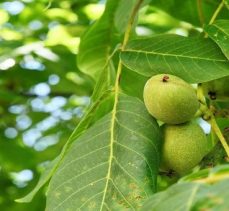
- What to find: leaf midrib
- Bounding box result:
[123,49,227,62]
[99,96,117,211]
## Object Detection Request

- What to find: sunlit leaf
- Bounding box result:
[45,25,80,53]
[77,0,121,79]
[115,0,151,34]
[0,9,9,25]
[83,3,105,20]
[46,8,78,22]
[78,0,145,79]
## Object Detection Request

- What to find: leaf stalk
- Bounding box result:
[196,84,229,158]
[204,0,225,37]
[209,0,225,25]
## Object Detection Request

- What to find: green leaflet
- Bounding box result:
[77,0,120,80]
[204,20,229,60]
[46,95,161,210]
[141,165,229,211]
[77,0,147,80]
[141,179,229,211]
[120,34,229,83]
[114,0,150,34]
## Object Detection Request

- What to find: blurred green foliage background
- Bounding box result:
[0,0,102,210]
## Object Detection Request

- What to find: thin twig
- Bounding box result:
[204,0,225,37]
[209,0,225,25]
[209,116,229,157]
[197,0,205,26]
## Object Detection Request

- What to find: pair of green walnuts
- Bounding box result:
[143,74,209,175]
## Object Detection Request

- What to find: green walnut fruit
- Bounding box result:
[162,122,209,174]
[202,76,229,101]
[143,74,199,124]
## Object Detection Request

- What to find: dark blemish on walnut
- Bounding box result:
[162,75,169,82]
